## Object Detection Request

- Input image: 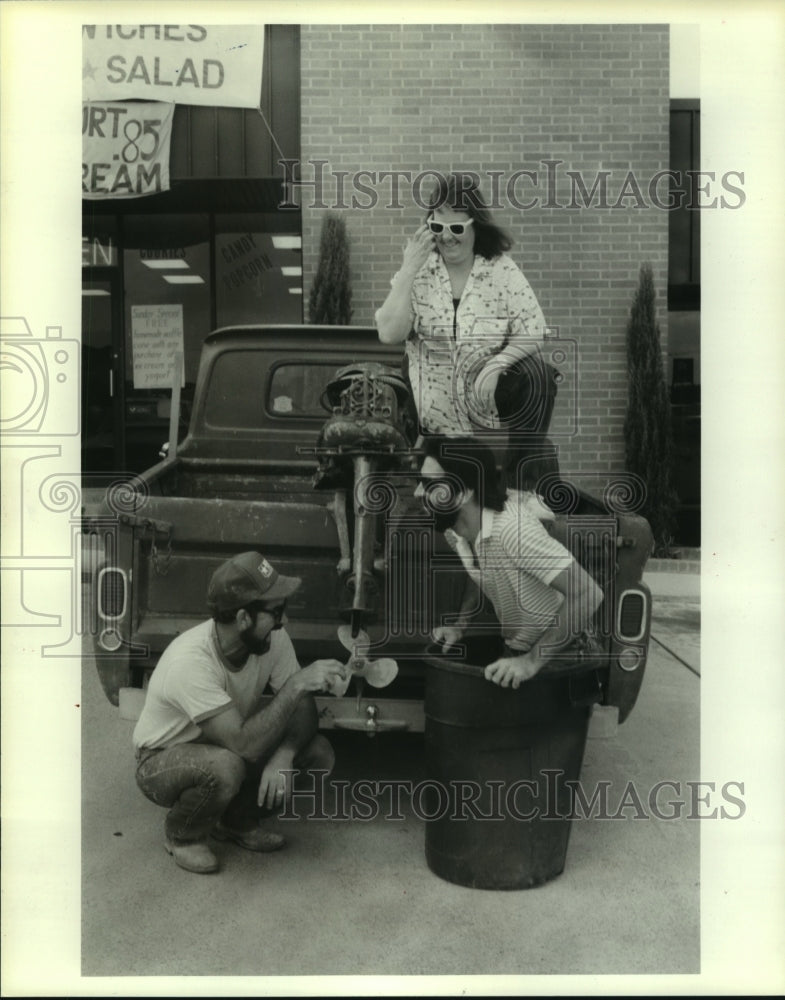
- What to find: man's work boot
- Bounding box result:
[164,838,219,874]
[213,820,285,853]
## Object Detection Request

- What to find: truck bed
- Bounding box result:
[90,324,653,728]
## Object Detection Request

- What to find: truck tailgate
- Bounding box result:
[132,494,345,633]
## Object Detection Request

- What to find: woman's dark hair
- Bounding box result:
[425,172,512,260]
[422,434,507,512]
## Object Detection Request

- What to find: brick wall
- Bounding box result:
[300,23,670,482]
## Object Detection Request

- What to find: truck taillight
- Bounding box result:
[99,628,122,652]
[98,568,127,620]
[618,648,641,672]
[617,590,646,642]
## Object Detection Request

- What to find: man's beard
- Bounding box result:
[431,507,461,533]
[239,627,273,656]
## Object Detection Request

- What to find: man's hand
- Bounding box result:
[484,654,542,689]
[257,746,295,810]
[432,625,464,651]
[296,658,348,694]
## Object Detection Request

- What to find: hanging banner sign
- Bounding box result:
[131,304,185,389]
[82,25,265,109]
[83,101,174,200]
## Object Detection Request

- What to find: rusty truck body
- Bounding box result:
[88,324,653,732]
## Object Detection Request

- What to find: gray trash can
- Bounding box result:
[424,656,591,890]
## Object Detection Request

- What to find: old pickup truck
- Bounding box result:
[87,324,653,733]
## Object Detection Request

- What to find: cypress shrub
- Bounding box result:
[623,263,679,555]
[308,212,353,325]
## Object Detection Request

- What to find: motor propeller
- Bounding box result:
[329,624,399,698]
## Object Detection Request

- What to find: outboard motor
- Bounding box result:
[312,362,417,639]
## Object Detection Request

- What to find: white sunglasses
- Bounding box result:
[427,218,474,236]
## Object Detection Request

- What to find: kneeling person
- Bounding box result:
[133,551,347,874]
[416,435,603,688]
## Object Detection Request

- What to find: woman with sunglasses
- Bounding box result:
[375,172,558,488]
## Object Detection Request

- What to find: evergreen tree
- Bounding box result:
[308,212,353,325]
[623,263,678,555]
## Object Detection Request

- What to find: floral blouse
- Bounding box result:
[402,251,546,434]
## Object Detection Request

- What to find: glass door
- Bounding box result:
[81,270,124,473]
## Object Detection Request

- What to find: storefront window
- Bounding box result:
[216,214,302,327]
[122,214,210,470]
[81,197,304,474]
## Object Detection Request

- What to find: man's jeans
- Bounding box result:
[135,735,334,845]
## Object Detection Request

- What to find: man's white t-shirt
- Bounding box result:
[132,620,299,752]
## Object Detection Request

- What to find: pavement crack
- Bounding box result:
[650,633,700,677]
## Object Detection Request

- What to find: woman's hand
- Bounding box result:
[400,223,435,276]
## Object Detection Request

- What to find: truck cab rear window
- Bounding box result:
[268,363,337,417]
[203,352,335,429]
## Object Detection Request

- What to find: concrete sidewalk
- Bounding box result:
[81,567,701,980]
[645,562,700,676]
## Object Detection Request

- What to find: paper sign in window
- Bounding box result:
[131,304,185,389]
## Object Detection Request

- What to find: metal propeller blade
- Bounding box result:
[333,625,399,694]
[338,624,370,653]
[360,657,398,688]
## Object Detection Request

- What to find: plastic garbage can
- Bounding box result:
[423,656,591,890]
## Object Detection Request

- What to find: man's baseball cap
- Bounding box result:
[207,551,301,613]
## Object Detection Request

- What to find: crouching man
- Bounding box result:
[416,435,604,687]
[133,551,347,874]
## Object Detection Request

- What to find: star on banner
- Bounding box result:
[82,60,98,81]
